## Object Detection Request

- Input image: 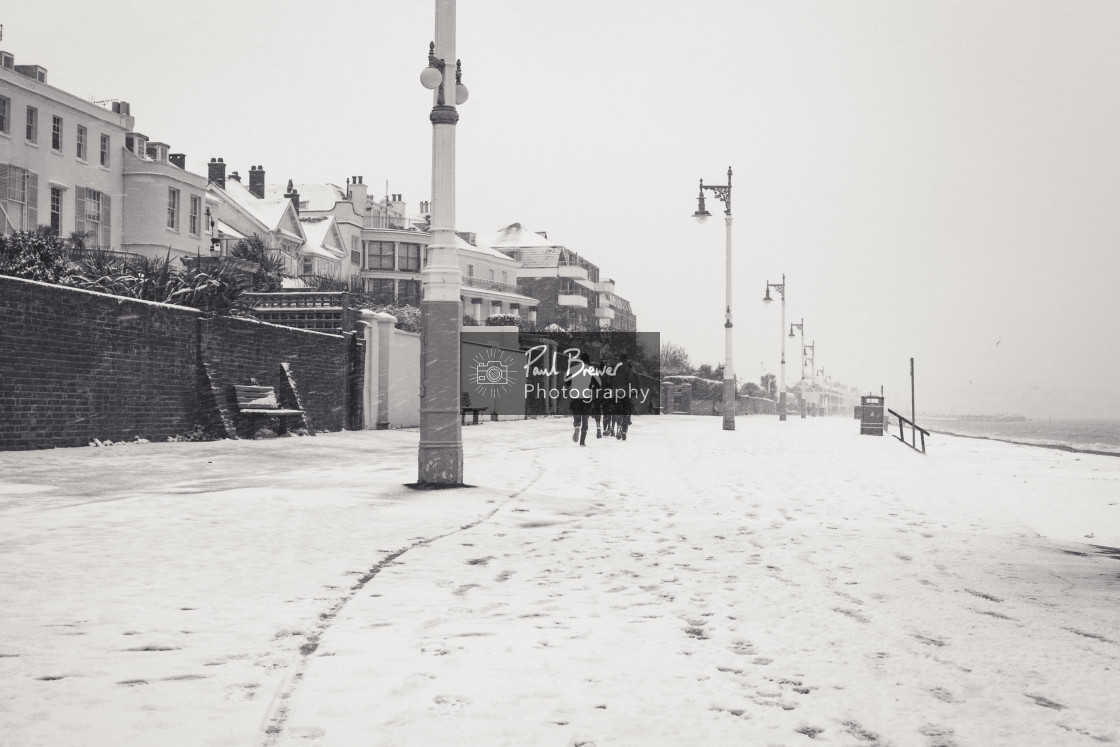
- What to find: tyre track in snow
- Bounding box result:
[259,451,548,745]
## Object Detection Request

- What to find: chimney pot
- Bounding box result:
[208,157,228,189]
[248,164,266,199]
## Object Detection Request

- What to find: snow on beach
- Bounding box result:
[0,416,1118,746]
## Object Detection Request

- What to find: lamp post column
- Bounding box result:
[778,275,786,421]
[723,211,735,431]
[418,0,464,484]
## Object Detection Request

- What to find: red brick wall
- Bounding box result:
[199,316,351,434]
[0,276,358,451]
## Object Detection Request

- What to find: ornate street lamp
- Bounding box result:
[692,167,736,431]
[762,274,787,421]
[804,341,816,416]
[417,0,469,485]
[789,318,805,418]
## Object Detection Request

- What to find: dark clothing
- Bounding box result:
[567,361,601,446]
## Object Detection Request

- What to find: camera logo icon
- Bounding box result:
[469,347,519,402]
[476,360,510,386]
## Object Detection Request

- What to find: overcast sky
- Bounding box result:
[6,1,1119,418]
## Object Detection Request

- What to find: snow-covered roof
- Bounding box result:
[265,182,347,212]
[299,216,344,256]
[215,220,244,239]
[454,233,519,263]
[223,179,300,233]
[481,223,562,250]
[301,244,340,261]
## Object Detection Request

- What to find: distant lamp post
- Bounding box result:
[417,0,468,485]
[818,368,830,416]
[804,341,816,415]
[692,166,736,431]
[789,318,805,418]
[762,274,787,421]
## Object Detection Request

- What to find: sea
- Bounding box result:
[922,418,1120,457]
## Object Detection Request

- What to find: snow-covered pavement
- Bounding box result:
[1,416,1118,746]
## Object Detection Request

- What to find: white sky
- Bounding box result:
[5,1,1119,417]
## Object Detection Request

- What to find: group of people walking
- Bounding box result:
[565,351,637,447]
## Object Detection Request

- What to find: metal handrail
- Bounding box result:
[462,275,521,294]
[887,408,930,454]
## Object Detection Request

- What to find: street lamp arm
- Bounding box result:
[700,183,732,213]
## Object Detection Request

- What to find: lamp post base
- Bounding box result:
[723,378,736,431]
[779,392,787,421]
[418,298,463,485]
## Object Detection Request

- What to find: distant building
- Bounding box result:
[455,231,538,323]
[483,223,637,332]
[1,49,212,261]
[206,161,305,276]
[267,179,537,316]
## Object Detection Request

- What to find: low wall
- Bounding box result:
[686,396,778,417]
[0,276,359,450]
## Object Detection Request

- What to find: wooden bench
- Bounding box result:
[234,385,306,435]
[461,392,488,425]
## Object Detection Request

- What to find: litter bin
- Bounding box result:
[860,395,885,436]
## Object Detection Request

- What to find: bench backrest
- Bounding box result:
[235,385,279,410]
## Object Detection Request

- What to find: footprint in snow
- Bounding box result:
[1024,693,1065,710]
[225,683,260,701]
[433,694,471,716]
[964,589,1003,603]
[919,724,959,747]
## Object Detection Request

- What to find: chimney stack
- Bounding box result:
[208,158,226,189]
[284,179,300,215]
[248,165,265,199]
[229,171,241,183]
[346,175,368,208]
[169,153,186,170]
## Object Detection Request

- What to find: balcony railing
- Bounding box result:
[362,215,430,232]
[462,275,521,294]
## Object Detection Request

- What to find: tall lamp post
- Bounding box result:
[417,0,469,485]
[692,166,736,431]
[763,274,787,421]
[789,318,805,418]
[818,368,829,416]
[804,341,816,415]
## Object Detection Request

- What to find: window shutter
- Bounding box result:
[27,171,38,229]
[101,193,111,248]
[0,164,8,225]
[75,187,87,240]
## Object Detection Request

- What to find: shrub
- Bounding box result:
[230,236,286,292]
[485,314,521,327]
[0,229,69,283]
[354,303,422,333]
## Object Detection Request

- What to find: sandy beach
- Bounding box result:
[1,415,1117,746]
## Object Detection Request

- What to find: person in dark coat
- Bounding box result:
[612,353,637,440]
[566,351,600,446]
[600,359,617,437]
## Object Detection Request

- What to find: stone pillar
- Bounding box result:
[362,310,396,429]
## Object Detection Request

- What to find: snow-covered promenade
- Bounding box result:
[1,416,1118,746]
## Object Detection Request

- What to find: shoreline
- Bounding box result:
[926,427,1120,459]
